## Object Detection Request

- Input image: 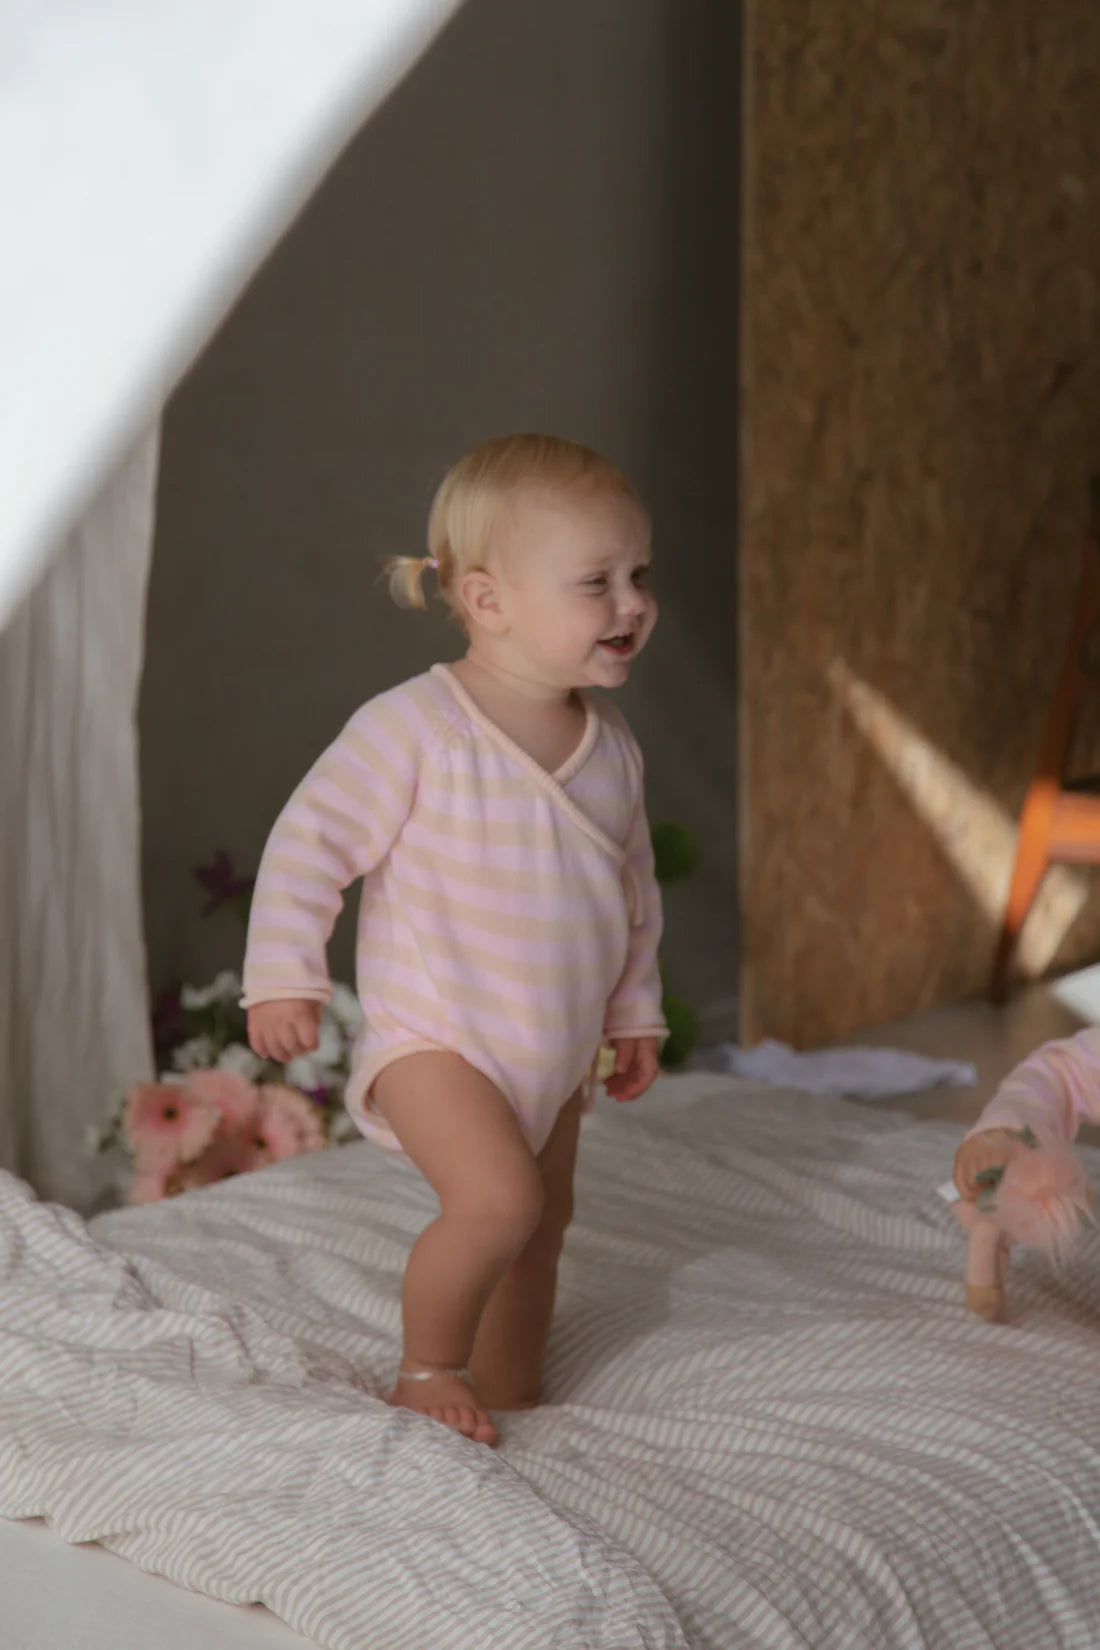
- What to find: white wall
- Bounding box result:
[141,0,740,1042]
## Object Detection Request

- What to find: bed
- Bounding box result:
[2,1071,1099,1650]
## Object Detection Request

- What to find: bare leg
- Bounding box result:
[470,1088,582,1410]
[372,1053,546,1446]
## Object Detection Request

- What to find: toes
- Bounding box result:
[437,1403,496,1445]
[394,1386,496,1445]
[466,1406,497,1446]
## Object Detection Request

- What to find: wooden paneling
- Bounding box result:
[740,3,1100,1043]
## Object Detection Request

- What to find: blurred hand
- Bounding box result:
[604,1036,661,1104]
[953,1127,1024,1200]
[248,999,321,1065]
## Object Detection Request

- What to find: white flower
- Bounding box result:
[217,1041,264,1081]
[180,970,242,1011]
[328,983,363,1036]
[328,1110,359,1144]
[285,1053,326,1091]
[170,1035,216,1072]
[315,1011,345,1068]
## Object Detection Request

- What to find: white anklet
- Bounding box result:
[397,1365,472,1383]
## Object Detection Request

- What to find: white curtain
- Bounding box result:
[0,2,461,1209]
[0,431,160,1210]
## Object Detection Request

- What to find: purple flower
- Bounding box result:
[193,850,255,919]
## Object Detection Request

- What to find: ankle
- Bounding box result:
[400,1350,472,1376]
[397,1360,472,1384]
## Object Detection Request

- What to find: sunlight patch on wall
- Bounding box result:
[827,658,1085,977]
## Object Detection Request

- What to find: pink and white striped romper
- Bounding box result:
[242,664,667,1155]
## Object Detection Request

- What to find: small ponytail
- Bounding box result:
[382,554,438,612]
[384,433,637,631]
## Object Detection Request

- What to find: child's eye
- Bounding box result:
[633,567,651,587]
[584,577,608,591]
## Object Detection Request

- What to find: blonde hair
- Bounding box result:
[382,433,641,619]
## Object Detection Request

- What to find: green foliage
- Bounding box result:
[651,821,702,1069]
[651,821,700,885]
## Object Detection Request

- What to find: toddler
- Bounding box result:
[243,434,666,1445]
[953,1026,1100,1197]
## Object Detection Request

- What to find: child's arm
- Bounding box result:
[242,694,419,1021]
[603,784,667,1100]
[953,1027,1100,1195]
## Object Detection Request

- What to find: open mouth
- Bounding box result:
[599,634,636,658]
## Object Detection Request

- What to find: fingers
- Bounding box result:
[247,1008,271,1061]
[953,1144,980,1199]
[291,1002,321,1056]
[953,1129,1019,1199]
[954,1140,994,1200]
[605,1045,638,1101]
[614,1040,636,1075]
[604,1038,662,1103]
[629,1045,660,1102]
[247,1001,320,1065]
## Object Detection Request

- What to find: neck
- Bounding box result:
[459,642,575,709]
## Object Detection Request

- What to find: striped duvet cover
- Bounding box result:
[0,1076,1098,1649]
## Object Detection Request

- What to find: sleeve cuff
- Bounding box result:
[240,985,332,1010]
[603,1022,668,1044]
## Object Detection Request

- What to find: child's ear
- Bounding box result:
[460,569,507,634]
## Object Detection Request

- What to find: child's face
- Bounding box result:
[484,483,657,690]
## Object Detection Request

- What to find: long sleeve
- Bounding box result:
[965,1027,1100,1145]
[241,694,420,1008]
[603,786,667,1043]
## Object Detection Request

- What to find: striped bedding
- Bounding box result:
[1,1074,1099,1649]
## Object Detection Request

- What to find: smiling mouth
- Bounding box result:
[599,634,636,657]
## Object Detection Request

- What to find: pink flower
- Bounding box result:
[170,1134,265,1193]
[123,1082,219,1169]
[123,1075,326,1204]
[185,1069,261,1133]
[255,1085,327,1162]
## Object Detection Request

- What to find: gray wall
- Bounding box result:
[141,0,740,1043]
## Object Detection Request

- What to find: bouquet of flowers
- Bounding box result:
[93,969,363,1204]
[93,851,364,1204]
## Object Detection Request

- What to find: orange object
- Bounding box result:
[992,478,1100,1000]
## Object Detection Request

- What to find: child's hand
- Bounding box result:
[248,1000,321,1065]
[604,1036,661,1104]
[953,1127,1026,1200]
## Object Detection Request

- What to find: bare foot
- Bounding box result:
[389,1371,498,1446]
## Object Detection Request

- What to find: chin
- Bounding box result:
[588,658,632,685]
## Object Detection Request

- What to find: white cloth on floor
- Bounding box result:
[694,1038,976,1099]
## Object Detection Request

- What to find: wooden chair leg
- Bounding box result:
[991,532,1100,1002]
[991,782,1055,1003]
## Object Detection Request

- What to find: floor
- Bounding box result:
[854,962,1100,1138]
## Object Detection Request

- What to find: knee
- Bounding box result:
[448,1163,546,1258]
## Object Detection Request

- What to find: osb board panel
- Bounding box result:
[740,2,1100,1046]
